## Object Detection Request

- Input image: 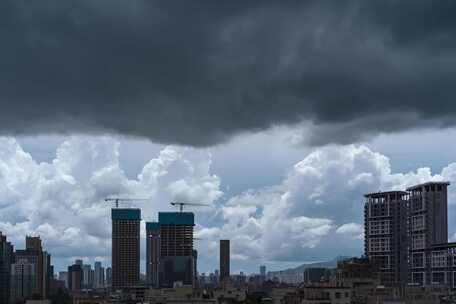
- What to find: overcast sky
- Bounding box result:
[1,0,456,274]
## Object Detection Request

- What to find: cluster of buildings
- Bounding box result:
[2,180,456,304]
[107,209,198,290]
[364,181,456,288]
[0,234,53,303]
[62,260,111,291]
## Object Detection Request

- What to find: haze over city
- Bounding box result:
[1,1,456,303]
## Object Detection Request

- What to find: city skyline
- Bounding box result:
[1,0,456,280]
[1,134,456,276]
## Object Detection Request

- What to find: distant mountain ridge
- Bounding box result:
[269,256,352,275]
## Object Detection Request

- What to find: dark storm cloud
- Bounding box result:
[1,0,456,146]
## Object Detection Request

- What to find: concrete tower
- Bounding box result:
[111,208,141,289]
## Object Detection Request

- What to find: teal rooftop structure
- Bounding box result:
[111,208,141,220]
[146,222,160,230]
[158,212,194,225]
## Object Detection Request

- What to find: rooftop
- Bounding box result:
[111,208,141,220]
[159,212,194,225]
[406,181,450,191]
[146,222,160,230]
[364,190,408,198]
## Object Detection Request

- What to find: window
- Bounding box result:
[411,215,425,231]
[371,255,390,269]
[431,272,445,285]
[412,234,426,250]
[412,252,425,268]
[369,201,390,217]
[411,198,424,212]
[412,272,425,286]
[369,220,390,235]
[369,238,390,252]
[431,251,447,268]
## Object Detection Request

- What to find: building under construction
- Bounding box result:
[111,208,141,289]
[158,212,195,288]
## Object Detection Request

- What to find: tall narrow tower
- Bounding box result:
[220,240,230,283]
[407,182,449,286]
[364,191,408,286]
[146,222,160,288]
[111,208,141,289]
[158,212,194,287]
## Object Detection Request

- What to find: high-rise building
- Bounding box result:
[112,208,141,289]
[94,261,105,288]
[364,191,408,286]
[16,236,51,299]
[58,271,68,289]
[220,240,230,282]
[260,265,266,277]
[82,264,93,289]
[303,267,326,284]
[364,182,456,288]
[75,259,83,266]
[158,212,194,287]
[407,182,450,286]
[11,259,36,302]
[105,267,112,287]
[68,264,82,291]
[0,232,13,304]
[43,251,51,299]
[146,222,160,287]
[192,249,198,288]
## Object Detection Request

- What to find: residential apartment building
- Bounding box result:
[407,182,450,286]
[364,182,455,288]
[364,191,409,286]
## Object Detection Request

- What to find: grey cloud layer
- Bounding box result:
[1,1,456,145]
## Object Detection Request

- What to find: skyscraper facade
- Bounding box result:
[105,267,112,287]
[407,182,451,286]
[220,240,230,282]
[158,212,194,287]
[146,222,160,287]
[0,232,13,304]
[10,259,36,302]
[94,261,105,288]
[82,264,93,289]
[58,271,68,289]
[112,208,141,289]
[364,191,408,286]
[260,265,266,277]
[364,182,455,288]
[15,236,51,299]
[68,264,82,291]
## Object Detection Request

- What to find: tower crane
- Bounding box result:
[170,202,210,212]
[105,197,150,208]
